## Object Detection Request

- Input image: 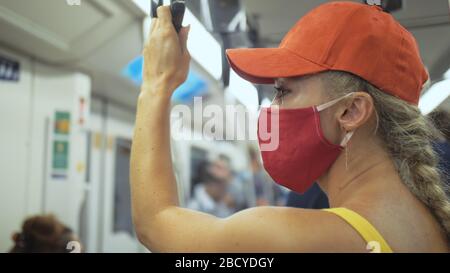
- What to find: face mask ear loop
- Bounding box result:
[316,92,354,112]
[345,145,349,171]
[316,93,355,169]
[340,131,354,147]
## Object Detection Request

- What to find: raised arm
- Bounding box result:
[130,6,357,253]
[130,5,189,248]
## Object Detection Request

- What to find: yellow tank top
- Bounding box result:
[323,208,394,253]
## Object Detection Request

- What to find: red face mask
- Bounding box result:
[258,93,354,194]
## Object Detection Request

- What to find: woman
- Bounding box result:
[130,2,450,252]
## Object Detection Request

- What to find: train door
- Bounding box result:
[100,103,141,253]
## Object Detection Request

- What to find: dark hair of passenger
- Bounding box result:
[9,215,75,253]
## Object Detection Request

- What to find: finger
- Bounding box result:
[156,5,173,27]
[150,18,157,35]
[179,25,191,53]
[144,18,158,46]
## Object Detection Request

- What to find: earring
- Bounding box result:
[345,141,350,171]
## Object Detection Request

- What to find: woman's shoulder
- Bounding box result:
[341,198,449,253]
[223,206,370,252]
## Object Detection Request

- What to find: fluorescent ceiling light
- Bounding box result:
[419,79,450,115]
[184,9,223,80]
[138,2,223,80]
[444,68,450,80]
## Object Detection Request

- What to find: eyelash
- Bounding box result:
[273,87,291,100]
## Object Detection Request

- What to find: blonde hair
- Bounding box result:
[317,71,450,241]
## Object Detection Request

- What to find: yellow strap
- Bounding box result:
[323,208,394,253]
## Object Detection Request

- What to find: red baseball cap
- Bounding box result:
[226,2,428,105]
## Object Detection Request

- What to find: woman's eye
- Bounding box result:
[274,87,290,99]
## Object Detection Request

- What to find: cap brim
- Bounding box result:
[226,47,328,84]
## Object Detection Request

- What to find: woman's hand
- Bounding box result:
[142,6,191,97]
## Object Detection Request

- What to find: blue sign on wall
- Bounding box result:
[0,56,20,82]
[122,55,208,104]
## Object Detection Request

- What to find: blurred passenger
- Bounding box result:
[9,215,80,253]
[249,148,287,206]
[428,110,450,192]
[229,171,255,210]
[213,157,251,212]
[187,160,233,218]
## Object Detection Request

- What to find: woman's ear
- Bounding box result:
[337,92,374,131]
